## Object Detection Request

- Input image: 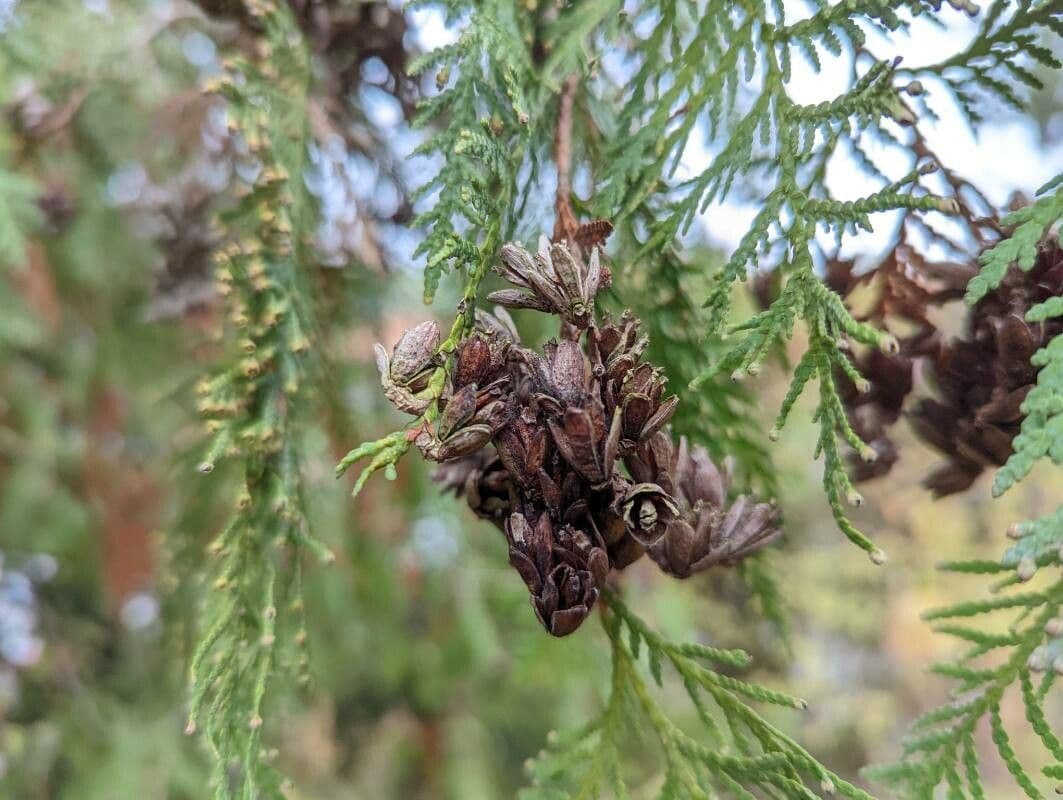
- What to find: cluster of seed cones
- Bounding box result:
[376,233,781,636]
[831,235,1063,496]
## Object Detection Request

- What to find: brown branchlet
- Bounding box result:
[398,234,781,636]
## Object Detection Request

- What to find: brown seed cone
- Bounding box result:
[434,451,513,527]
[373,320,440,415]
[504,512,607,637]
[451,331,510,392]
[592,505,645,570]
[824,230,1060,494]
[489,237,606,330]
[827,234,1063,494]
[627,433,782,578]
[619,482,679,546]
[910,237,1063,495]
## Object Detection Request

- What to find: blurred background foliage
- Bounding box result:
[0,1,1060,798]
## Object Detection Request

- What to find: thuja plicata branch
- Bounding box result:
[525,589,879,798]
[336,0,1063,793]
[865,177,1063,798]
[562,0,1056,571]
[185,3,330,798]
[867,551,1063,798]
[585,2,967,563]
[335,7,539,494]
[332,69,873,799]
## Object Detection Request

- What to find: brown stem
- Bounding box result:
[903,107,1002,246]
[553,74,580,243]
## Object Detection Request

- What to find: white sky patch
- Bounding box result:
[409,6,461,51]
[693,9,1063,255]
[402,4,1061,267]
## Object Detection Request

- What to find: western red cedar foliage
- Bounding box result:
[1,0,1061,798]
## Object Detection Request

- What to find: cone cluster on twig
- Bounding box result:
[377,230,781,635]
[829,235,1063,496]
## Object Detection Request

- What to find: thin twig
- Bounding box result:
[553,73,580,243]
